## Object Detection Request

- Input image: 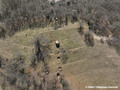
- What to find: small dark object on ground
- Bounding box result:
[57,56,60,59]
[56,43,60,48]
[55,41,60,48]
[57,73,60,77]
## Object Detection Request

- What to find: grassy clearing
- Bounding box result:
[0,22,120,89]
[0,22,79,60]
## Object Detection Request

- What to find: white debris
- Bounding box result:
[55,40,59,44]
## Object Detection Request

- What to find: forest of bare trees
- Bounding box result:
[0,0,120,89]
[0,0,120,38]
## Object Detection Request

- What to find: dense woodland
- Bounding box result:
[0,0,120,90]
[0,0,120,37]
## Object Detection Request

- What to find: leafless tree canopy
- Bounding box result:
[0,0,120,38]
[0,0,120,89]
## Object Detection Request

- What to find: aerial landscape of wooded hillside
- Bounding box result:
[0,0,120,90]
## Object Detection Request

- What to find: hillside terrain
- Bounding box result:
[0,22,120,90]
[0,0,120,90]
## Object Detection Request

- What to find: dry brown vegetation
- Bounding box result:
[0,22,120,90]
[0,0,119,54]
[0,0,120,90]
